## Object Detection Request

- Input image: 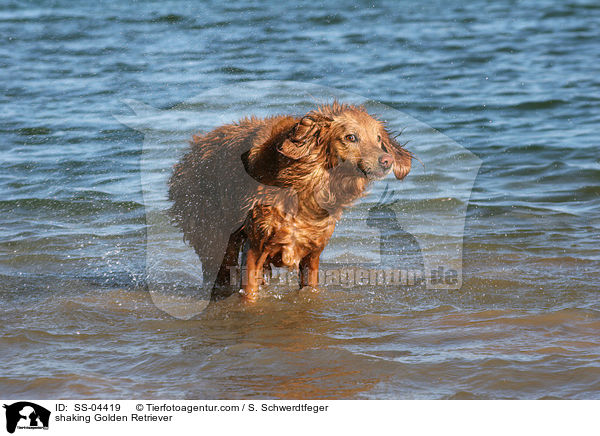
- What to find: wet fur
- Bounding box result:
[168,102,412,301]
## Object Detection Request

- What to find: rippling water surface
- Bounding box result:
[1,0,599,399]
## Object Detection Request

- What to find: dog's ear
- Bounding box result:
[384,132,412,180]
[277,114,331,159]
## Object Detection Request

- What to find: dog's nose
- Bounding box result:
[379,153,393,170]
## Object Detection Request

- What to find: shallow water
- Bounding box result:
[1,0,599,399]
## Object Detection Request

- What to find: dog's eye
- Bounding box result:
[381,143,388,153]
[377,135,382,142]
[345,134,357,142]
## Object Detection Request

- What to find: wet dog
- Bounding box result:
[169,102,412,302]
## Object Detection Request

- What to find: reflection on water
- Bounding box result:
[2,285,599,399]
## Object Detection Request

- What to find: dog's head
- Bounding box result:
[277,102,412,181]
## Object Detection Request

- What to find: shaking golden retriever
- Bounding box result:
[169,102,412,302]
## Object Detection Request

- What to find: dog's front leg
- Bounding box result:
[299,251,322,288]
[243,248,267,303]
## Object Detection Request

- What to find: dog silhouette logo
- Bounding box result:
[3,402,50,434]
[116,81,481,318]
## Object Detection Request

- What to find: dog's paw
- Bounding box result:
[239,288,259,303]
[298,285,321,295]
